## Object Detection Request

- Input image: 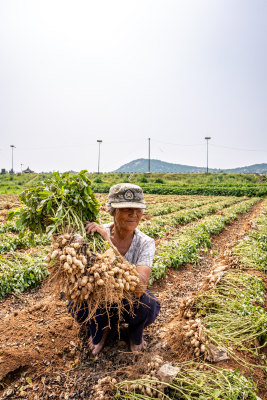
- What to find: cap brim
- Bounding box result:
[110,202,146,209]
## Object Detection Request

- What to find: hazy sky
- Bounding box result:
[0,0,266,173]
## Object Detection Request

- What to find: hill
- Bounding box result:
[114,159,267,174]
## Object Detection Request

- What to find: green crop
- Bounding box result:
[0,250,49,298]
[149,199,259,284]
[0,232,50,254]
[140,197,243,238]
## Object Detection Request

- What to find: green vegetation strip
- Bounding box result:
[0,250,49,298]
[140,197,245,238]
[233,201,267,273]
[1,172,266,196]
[149,199,259,284]
[93,183,267,197]
[140,184,267,197]
[0,232,50,254]
[115,362,260,399]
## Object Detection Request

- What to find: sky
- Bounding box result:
[0,0,266,173]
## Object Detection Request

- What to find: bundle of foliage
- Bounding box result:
[8,170,100,238]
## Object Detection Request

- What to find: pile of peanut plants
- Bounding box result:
[193,270,267,362]
[233,202,267,273]
[115,362,260,400]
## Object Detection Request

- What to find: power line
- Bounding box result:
[154,140,203,147]
[210,144,266,153]
[154,140,266,153]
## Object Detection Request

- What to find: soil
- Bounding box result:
[0,199,266,400]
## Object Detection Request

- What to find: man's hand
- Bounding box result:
[134,265,151,298]
[85,222,112,244]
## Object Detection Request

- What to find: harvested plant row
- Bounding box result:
[114,362,260,400]
[190,270,266,362]
[232,201,267,273]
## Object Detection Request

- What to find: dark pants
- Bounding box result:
[68,290,160,345]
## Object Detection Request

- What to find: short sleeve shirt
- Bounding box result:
[103,223,155,268]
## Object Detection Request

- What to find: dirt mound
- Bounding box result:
[0,290,79,383]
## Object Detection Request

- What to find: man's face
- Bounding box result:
[114,207,143,231]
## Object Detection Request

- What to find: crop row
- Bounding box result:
[232,201,267,273]
[149,199,259,284]
[141,185,267,197]
[140,197,245,238]
[97,196,228,224]
[0,250,49,298]
[146,196,223,216]
[0,221,18,234]
[0,232,50,254]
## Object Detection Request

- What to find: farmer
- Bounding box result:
[81,183,160,355]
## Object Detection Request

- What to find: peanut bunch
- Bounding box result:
[118,356,166,399]
[183,318,207,358]
[46,233,140,307]
[93,376,117,400]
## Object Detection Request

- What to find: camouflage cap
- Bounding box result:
[108,183,146,209]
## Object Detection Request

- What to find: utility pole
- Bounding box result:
[10,145,16,174]
[21,163,23,173]
[148,138,151,173]
[97,140,102,174]
[204,137,211,173]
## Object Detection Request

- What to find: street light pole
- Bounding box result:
[148,138,151,173]
[204,137,211,173]
[10,145,16,174]
[97,140,102,174]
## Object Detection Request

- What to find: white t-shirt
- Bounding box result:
[103,223,155,268]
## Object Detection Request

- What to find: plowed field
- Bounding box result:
[0,195,266,400]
